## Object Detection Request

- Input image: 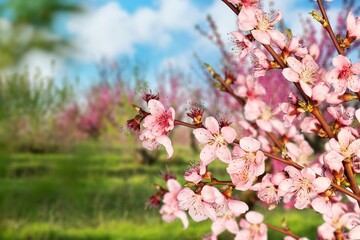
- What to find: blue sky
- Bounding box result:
[20,0,344,89]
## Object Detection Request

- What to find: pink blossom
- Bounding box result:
[143,99,175,135]
[279,166,331,209]
[349,225,360,239]
[160,179,189,229]
[139,129,174,158]
[311,195,333,218]
[300,116,320,134]
[234,75,266,100]
[327,105,355,126]
[184,163,203,184]
[177,187,217,222]
[211,198,249,237]
[319,202,360,239]
[309,44,320,60]
[236,0,261,32]
[227,137,266,190]
[235,211,267,240]
[251,11,282,45]
[282,55,320,98]
[285,141,314,166]
[244,100,281,132]
[255,173,284,208]
[326,55,360,94]
[230,31,253,59]
[193,117,236,174]
[280,92,301,127]
[269,31,308,58]
[347,12,360,41]
[328,128,360,159]
[140,99,175,158]
[252,48,270,77]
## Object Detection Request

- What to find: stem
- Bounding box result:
[344,160,360,206]
[221,0,239,15]
[316,0,345,55]
[263,152,303,170]
[174,120,201,129]
[266,132,283,150]
[311,107,334,138]
[205,64,246,106]
[266,224,301,240]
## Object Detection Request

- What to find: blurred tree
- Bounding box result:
[0,0,82,68]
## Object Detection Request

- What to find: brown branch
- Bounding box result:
[266,224,301,240]
[311,107,335,138]
[175,118,360,202]
[266,132,283,150]
[221,0,239,15]
[174,120,202,129]
[315,1,360,199]
[316,0,345,55]
[344,160,360,206]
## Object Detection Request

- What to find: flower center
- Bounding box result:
[212,134,226,146]
[261,107,272,121]
[299,69,315,84]
[157,111,172,130]
[256,14,270,31]
[338,67,351,80]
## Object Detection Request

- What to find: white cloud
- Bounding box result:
[67,0,203,62]
[17,50,62,78]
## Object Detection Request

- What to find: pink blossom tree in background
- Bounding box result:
[128,0,360,239]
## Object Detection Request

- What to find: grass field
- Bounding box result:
[0,141,323,239]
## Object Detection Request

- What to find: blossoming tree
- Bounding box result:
[128,0,360,239]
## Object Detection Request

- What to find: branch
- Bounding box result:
[316,0,345,55]
[221,0,239,15]
[175,119,360,203]
[266,224,301,240]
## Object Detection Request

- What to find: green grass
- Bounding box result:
[0,142,322,239]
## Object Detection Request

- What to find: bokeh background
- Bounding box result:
[0,0,358,239]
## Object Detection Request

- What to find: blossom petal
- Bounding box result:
[216,145,232,163]
[332,55,351,69]
[240,137,261,152]
[200,144,217,166]
[148,99,165,115]
[299,81,312,98]
[351,62,360,74]
[167,179,181,193]
[246,211,264,224]
[312,177,331,193]
[221,127,236,143]
[174,211,189,229]
[157,135,173,158]
[348,75,360,92]
[204,117,220,134]
[225,218,240,234]
[294,189,310,209]
[193,128,213,143]
[349,225,360,239]
[212,220,226,235]
[228,199,249,216]
[251,30,270,45]
[300,167,316,181]
[287,57,303,74]
[282,68,299,82]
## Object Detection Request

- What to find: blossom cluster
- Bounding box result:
[128,0,360,239]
